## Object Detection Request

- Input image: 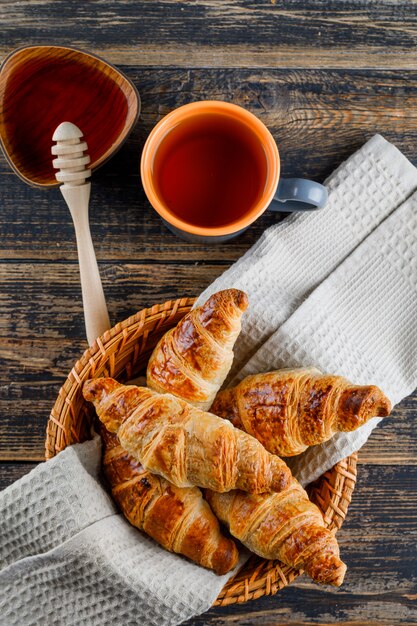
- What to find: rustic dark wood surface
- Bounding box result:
[1,2,416,624]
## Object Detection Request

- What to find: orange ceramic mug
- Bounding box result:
[141,101,327,243]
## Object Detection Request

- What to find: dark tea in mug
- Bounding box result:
[152,112,268,228]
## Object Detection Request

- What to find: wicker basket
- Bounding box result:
[45,297,357,606]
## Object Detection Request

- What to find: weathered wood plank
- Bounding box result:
[1,1,417,69]
[0,381,59,461]
[0,462,37,490]
[2,68,417,263]
[0,262,223,342]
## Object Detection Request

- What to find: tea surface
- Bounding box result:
[153,113,268,228]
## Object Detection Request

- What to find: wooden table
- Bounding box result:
[1,2,416,624]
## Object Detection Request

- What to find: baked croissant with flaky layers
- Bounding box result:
[212,367,392,457]
[100,426,239,575]
[147,289,248,411]
[206,478,346,586]
[84,377,291,494]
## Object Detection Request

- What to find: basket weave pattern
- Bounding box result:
[46,297,357,606]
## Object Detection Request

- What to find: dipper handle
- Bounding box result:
[52,122,110,345]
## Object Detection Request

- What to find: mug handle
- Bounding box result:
[269,178,328,212]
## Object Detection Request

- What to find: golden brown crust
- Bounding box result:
[147,289,248,410]
[212,368,391,456]
[84,377,292,494]
[336,385,390,430]
[205,479,346,586]
[101,426,239,575]
[209,387,243,429]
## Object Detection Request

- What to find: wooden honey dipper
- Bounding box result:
[52,122,110,345]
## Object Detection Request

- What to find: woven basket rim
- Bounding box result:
[45,296,358,606]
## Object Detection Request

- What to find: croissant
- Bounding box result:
[83,377,291,494]
[100,426,239,575]
[206,479,346,586]
[147,289,248,410]
[212,367,391,456]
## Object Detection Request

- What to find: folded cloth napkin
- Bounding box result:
[1,134,417,626]
[0,436,243,626]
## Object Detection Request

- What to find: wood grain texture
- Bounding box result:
[1,1,417,69]
[1,1,417,623]
[0,462,38,489]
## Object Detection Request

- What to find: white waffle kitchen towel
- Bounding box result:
[0,435,243,626]
[198,134,417,486]
[1,134,417,626]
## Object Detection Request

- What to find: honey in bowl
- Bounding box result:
[0,46,140,187]
[152,112,268,228]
